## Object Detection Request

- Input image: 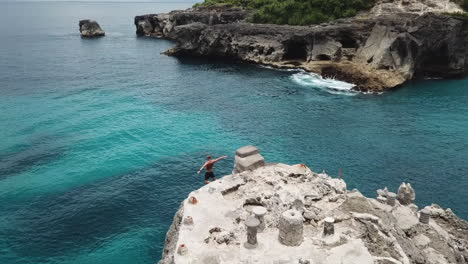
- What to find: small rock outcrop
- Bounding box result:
[79,19,105,38]
[135,4,468,92]
[397,182,416,205]
[157,146,468,264]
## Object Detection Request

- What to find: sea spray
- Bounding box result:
[291,71,357,95]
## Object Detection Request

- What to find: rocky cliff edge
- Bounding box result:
[158,147,468,264]
[135,5,468,93]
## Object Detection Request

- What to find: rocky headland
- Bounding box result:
[158,146,468,264]
[134,2,468,92]
[79,19,105,38]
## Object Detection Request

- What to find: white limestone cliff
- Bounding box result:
[367,0,463,15]
[158,147,468,264]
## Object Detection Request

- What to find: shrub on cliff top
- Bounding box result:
[194,0,376,25]
[444,11,468,21]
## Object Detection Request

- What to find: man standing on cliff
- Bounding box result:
[197,155,228,184]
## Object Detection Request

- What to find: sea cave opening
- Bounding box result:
[283,40,308,61]
[339,35,358,49]
[418,44,451,77]
[316,54,332,61]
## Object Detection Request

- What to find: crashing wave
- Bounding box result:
[291,71,357,95]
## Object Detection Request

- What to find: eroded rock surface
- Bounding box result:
[79,19,105,38]
[397,182,416,205]
[157,162,468,264]
[368,0,463,15]
[135,4,467,92]
[134,6,249,38]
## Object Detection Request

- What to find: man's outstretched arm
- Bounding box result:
[197,162,207,174]
[213,156,228,163]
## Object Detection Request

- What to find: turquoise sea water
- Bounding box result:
[0,2,467,264]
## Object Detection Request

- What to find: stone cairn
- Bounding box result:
[323,217,335,236]
[419,209,430,224]
[252,206,267,232]
[244,216,260,249]
[278,209,304,246]
[387,192,397,206]
[233,145,265,173]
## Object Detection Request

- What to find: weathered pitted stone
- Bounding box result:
[323,217,335,236]
[215,231,236,245]
[291,199,305,212]
[79,19,105,38]
[233,146,265,173]
[183,216,193,225]
[252,206,267,232]
[413,234,431,248]
[387,192,397,206]
[303,209,317,221]
[312,39,342,61]
[368,0,463,16]
[420,209,431,224]
[244,216,260,248]
[157,162,468,264]
[134,6,249,38]
[397,182,416,205]
[376,187,389,203]
[208,186,216,194]
[278,209,304,246]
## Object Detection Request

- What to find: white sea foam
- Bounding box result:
[291,71,357,95]
[259,64,299,72]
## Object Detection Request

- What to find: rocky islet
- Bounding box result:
[79,19,105,38]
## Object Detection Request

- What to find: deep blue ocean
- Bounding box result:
[0,1,467,263]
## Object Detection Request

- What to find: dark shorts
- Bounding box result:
[204,172,215,181]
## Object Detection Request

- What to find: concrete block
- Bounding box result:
[245,216,260,248]
[278,209,303,246]
[235,153,265,172]
[252,206,267,231]
[235,145,259,158]
[419,209,430,224]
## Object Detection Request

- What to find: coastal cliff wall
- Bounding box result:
[157,153,468,264]
[368,0,463,15]
[135,5,467,92]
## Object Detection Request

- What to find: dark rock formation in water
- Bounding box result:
[79,20,105,38]
[135,6,467,92]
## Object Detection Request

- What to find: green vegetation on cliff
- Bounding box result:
[194,0,376,25]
